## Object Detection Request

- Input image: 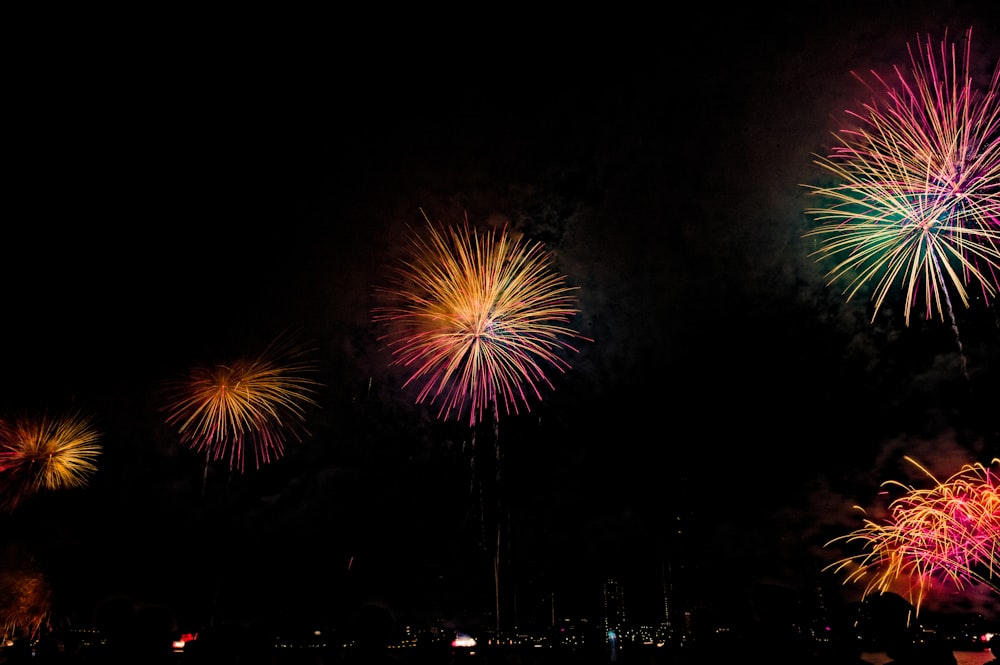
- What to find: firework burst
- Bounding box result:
[0,546,52,641]
[803,27,1000,326]
[160,333,323,473]
[825,456,1000,614]
[0,412,102,513]
[372,210,590,426]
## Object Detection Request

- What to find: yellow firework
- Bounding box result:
[0,412,102,512]
[160,334,323,472]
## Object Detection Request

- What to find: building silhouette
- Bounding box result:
[603,578,626,639]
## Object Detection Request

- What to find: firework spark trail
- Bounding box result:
[0,412,102,512]
[803,28,1000,334]
[825,456,1000,614]
[160,333,323,474]
[372,209,590,426]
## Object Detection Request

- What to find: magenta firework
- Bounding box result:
[803,28,1000,325]
[372,210,590,425]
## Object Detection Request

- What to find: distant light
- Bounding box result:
[172,632,198,651]
[452,633,477,648]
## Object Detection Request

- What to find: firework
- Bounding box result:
[825,456,1000,614]
[0,546,51,641]
[803,27,1000,325]
[372,210,590,426]
[0,412,102,512]
[160,333,323,472]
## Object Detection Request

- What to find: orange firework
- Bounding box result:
[825,456,1000,613]
[0,546,52,641]
[160,333,323,472]
[0,412,102,512]
[372,209,590,425]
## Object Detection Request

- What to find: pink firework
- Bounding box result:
[826,456,1000,614]
[372,210,590,425]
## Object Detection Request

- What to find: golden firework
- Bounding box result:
[825,456,1000,614]
[160,333,323,472]
[372,209,590,425]
[0,412,102,512]
[0,546,51,641]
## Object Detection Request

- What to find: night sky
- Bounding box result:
[4,2,1000,637]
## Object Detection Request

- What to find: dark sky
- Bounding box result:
[4,2,1000,636]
